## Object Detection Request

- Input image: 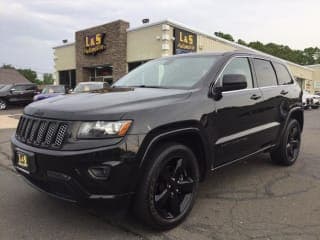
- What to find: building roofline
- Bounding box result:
[53,42,75,49]
[52,18,313,72]
[128,19,313,72]
[307,64,320,67]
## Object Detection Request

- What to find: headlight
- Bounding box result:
[77,120,132,139]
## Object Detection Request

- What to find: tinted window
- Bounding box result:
[253,59,277,87]
[13,85,35,91]
[222,57,253,89]
[273,63,293,85]
[13,85,28,91]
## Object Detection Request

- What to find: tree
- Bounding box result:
[213,31,320,65]
[17,69,38,84]
[214,32,234,42]
[237,39,247,46]
[43,73,54,85]
[1,64,15,69]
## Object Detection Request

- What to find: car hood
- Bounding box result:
[24,87,192,120]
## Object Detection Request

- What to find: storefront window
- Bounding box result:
[88,65,113,84]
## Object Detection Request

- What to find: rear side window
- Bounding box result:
[222,57,253,89]
[253,59,278,87]
[273,63,293,85]
[13,85,27,91]
[14,85,35,91]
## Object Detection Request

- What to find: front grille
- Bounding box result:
[16,115,69,149]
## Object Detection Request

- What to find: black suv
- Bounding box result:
[0,83,38,110]
[11,52,303,229]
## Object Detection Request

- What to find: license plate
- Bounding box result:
[17,152,29,168]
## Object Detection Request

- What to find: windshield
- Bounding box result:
[42,85,65,94]
[114,56,219,89]
[74,83,104,93]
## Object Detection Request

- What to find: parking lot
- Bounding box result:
[1,107,320,240]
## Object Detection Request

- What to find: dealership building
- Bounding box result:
[53,19,320,93]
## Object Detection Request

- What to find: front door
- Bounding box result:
[213,57,265,167]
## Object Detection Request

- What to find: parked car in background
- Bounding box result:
[33,85,67,102]
[0,83,38,110]
[302,91,319,109]
[72,81,109,93]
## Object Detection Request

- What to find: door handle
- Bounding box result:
[250,94,262,100]
[280,90,288,95]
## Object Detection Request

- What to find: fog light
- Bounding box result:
[88,166,111,180]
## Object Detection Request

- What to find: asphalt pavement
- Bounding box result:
[1,107,320,240]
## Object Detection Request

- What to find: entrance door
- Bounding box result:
[88,65,113,84]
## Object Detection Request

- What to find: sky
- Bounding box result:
[0,0,319,76]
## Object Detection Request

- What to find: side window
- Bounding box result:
[252,59,277,87]
[12,85,27,91]
[25,85,36,90]
[273,62,293,85]
[222,58,253,89]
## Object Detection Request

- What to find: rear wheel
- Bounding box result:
[270,119,301,166]
[0,99,7,110]
[134,143,199,230]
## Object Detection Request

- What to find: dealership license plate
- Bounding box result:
[17,152,29,168]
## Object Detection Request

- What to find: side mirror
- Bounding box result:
[210,74,247,101]
[222,74,247,92]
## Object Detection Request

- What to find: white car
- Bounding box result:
[72,82,109,93]
[302,91,319,109]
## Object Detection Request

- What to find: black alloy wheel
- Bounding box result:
[154,157,195,219]
[285,122,301,162]
[270,119,301,166]
[134,143,199,230]
[0,99,7,110]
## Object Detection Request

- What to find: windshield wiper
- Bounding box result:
[129,85,168,89]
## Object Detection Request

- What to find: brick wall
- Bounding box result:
[75,20,129,83]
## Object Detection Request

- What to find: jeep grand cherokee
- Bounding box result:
[11,51,303,229]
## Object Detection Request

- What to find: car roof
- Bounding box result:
[159,50,287,65]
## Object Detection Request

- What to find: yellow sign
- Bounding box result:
[174,28,197,54]
[84,33,106,55]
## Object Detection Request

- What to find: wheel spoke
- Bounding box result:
[169,194,181,216]
[290,140,299,148]
[177,178,194,194]
[160,167,172,181]
[155,189,170,207]
[291,126,298,138]
[174,158,184,177]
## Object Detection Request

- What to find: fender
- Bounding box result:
[277,106,304,145]
[138,127,212,180]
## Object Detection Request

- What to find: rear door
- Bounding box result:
[214,57,265,167]
[251,58,282,146]
[9,85,35,102]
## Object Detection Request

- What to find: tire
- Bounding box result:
[270,119,301,166]
[134,142,200,230]
[0,99,7,110]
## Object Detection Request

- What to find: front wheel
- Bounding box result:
[270,119,301,166]
[134,143,199,230]
[0,99,7,110]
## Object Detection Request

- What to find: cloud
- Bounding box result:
[0,0,319,75]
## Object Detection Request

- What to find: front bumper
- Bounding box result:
[11,135,142,206]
